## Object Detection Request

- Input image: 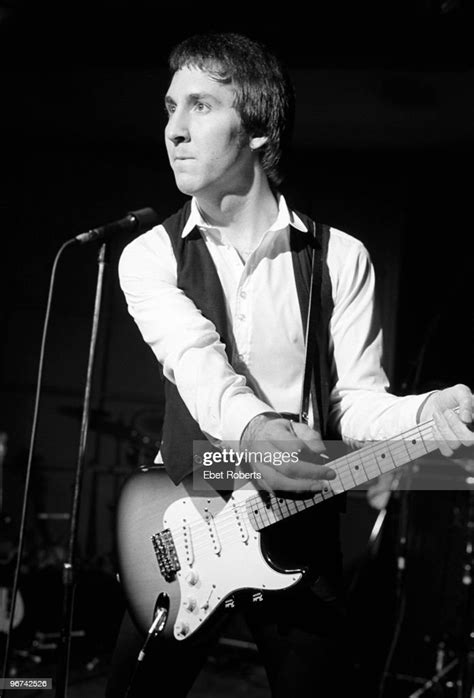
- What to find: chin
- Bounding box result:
[174,174,201,197]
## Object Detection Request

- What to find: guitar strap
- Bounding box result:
[299,221,324,433]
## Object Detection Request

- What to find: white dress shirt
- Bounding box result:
[118,194,429,451]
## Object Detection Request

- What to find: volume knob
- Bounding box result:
[183,597,197,612]
[186,570,199,585]
[175,621,190,637]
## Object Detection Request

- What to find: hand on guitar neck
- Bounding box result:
[418,383,474,457]
[240,383,474,498]
[240,412,337,494]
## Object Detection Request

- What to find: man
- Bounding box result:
[108,32,473,696]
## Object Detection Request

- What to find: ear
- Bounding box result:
[249,135,268,151]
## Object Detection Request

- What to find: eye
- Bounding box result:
[164,103,176,118]
[194,102,210,113]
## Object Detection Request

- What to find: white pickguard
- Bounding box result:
[163,486,303,640]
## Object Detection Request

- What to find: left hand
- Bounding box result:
[420,383,474,457]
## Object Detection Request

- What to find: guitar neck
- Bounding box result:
[246,412,446,531]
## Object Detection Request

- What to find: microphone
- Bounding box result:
[74,207,159,244]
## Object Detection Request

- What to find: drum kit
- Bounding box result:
[2,405,474,693]
[57,404,164,468]
[0,407,164,677]
[48,407,472,696]
[350,452,474,697]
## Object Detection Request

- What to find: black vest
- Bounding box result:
[159,200,334,485]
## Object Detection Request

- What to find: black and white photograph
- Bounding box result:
[1,3,474,696]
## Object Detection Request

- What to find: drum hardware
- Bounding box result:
[31,629,86,652]
[128,408,163,466]
[375,462,474,697]
[59,404,164,467]
[58,405,133,442]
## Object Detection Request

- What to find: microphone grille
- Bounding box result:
[128,207,160,234]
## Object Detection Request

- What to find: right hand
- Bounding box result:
[240,413,337,494]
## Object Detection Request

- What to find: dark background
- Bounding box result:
[0,1,473,691]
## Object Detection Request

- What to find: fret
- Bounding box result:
[389,438,422,470]
[276,497,298,517]
[293,498,311,512]
[331,457,356,493]
[275,497,293,519]
[372,443,397,473]
[295,499,310,512]
[312,491,326,506]
[304,495,318,507]
[359,449,383,480]
[245,411,455,532]
[405,432,432,459]
[344,453,368,486]
[293,497,311,510]
[388,439,411,468]
[247,498,274,529]
[320,485,335,501]
[264,500,285,524]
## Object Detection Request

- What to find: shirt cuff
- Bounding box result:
[222,393,280,444]
[391,392,439,436]
[415,390,440,424]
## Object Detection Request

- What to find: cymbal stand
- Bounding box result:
[456,484,474,698]
[377,466,413,698]
[406,483,474,698]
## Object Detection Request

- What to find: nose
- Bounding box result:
[165,108,190,146]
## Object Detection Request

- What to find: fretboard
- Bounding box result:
[246,412,447,531]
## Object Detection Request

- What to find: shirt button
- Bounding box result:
[237,314,246,322]
[240,291,247,299]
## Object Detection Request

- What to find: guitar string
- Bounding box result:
[159,431,429,565]
[156,420,443,555]
[165,439,434,554]
[156,407,460,549]
[163,421,438,550]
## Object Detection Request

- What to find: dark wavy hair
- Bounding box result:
[168,33,295,186]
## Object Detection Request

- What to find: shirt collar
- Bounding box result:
[181,194,308,238]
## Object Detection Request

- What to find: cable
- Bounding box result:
[124,607,168,698]
[0,238,76,694]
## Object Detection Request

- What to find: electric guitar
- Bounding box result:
[115,414,448,643]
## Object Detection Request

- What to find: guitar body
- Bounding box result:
[116,466,304,642]
[116,417,438,644]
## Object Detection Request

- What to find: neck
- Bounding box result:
[246,410,456,532]
[195,172,279,244]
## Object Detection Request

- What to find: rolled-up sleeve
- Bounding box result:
[118,226,275,443]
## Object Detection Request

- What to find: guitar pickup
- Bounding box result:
[231,500,249,543]
[182,523,194,566]
[203,512,221,555]
[152,529,181,582]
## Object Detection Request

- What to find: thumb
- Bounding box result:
[453,384,474,424]
[443,384,473,423]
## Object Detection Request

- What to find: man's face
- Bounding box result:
[164,66,253,199]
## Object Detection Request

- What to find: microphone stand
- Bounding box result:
[55,242,109,698]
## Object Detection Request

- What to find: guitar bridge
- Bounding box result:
[152,529,181,582]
